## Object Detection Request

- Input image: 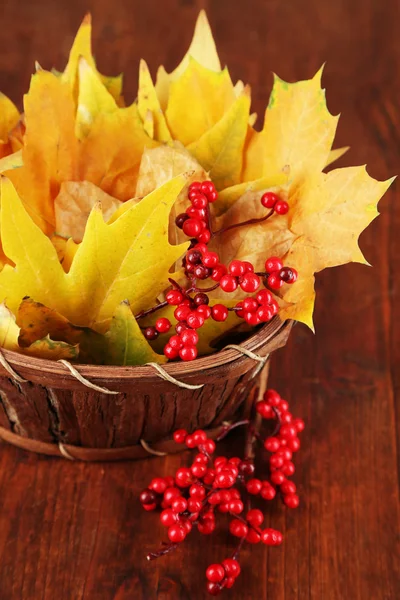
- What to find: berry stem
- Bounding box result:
[216,420,250,442]
[135,300,168,321]
[147,543,179,561]
[213,209,274,237]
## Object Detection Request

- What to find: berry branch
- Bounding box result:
[140,388,304,596]
[138,181,298,361]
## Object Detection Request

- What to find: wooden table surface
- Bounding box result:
[0,0,399,598]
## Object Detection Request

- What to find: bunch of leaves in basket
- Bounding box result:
[0,11,393,366]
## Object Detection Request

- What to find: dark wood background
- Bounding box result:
[0,0,399,598]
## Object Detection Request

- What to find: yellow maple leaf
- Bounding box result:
[0,176,189,334]
[0,93,20,158]
[62,13,123,105]
[137,60,172,143]
[165,59,236,146]
[107,301,166,365]
[155,10,221,111]
[0,302,78,360]
[243,68,339,187]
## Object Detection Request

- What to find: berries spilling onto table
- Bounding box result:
[140,180,298,361]
[140,388,304,595]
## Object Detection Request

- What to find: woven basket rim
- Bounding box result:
[1,317,290,382]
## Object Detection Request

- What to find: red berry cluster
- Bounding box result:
[140,181,298,361]
[176,180,218,244]
[141,388,304,596]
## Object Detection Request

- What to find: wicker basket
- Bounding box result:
[0,319,292,461]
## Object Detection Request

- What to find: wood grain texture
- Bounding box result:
[0,0,399,598]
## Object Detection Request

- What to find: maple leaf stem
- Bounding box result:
[212,208,274,237]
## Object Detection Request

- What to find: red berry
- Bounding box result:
[207,190,218,203]
[244,311,260,325]
[280,424,297,439]
[206,564,225,583]
[257,306,274,322]
[190,484,206,499]
[201,181,216,195]
[270,455,284,469]
[166,290,184,305]
[265,257,283,273]
[267,273,284,290]
[256,401,273,418]
[264,437,281,452]
[281,461,296,476]
[260,482,276,500]
[186,312,205,329]
[198,518,215,535]
[198,230,211,244]
[246,509,264,526]
[211,304,229,322]
[219,274,238,293]
[143,326,159,341]
[149,477,167,494]
[173,429,188,444]
[284,493,300,508]
[142,503,157,511]
[229,260,246,277]
[275,200,289,215]
[202,252,219,267]
[246,479,262,495]
[168,334,183,350]
[164,344,179,359]
[174,304,191,321]
[200,439,216,454]
[176,213,189,229]
[279,266,298,283]
[229,519,248,538]
[189,181,202,193]
[186,249,203,264]
[234,301,245,318]
[209,492,222,505]
[183,218,203,238]
[171,497,187,513]
[265,389,281,405]
[240,273,260,293]
[256,289,272,304]
[194,264,211,279]
[192,195,208,209]
[168,524,186,543]
[188,498,202,513]
[287,437,301,452]
[270,471,286,485]
[163,487,181,505]
[242,297,258,312]
[140,488,157,506]
[246,529,261,544]
[228,500,244,514]
[211,264,227,281]
[293,418,305,432]
[242,261,254,273]
[281,481,297,495]
[261,191,279,208]
[179,345,198,361]
[214,457,228,469]
[197,304,212,319]
[192,429,207,444]
[222,559,241,578]
[175,468,193,488]
[191,462,207,478]
[206,581,222,596]
[155,318,171,333]
[181,329,199,346]
[215,471,236,488]
[262,528,283,545]
[160,508,177,527]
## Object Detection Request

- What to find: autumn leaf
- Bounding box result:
[0,93,20,158]
[54,181,122,242]
[107,301,166,365]
[62,13,123,105]
[325,146,350,167]
[215,174,288,216]
[0,176,189,334]
[154,10,221,111]
[242,68,338,188]
[0,302,78,360]
[165,59,236,146]
[16,297,107,363]
[187,88,251,189]
[277,166,395,327]
[137,60,172,143]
